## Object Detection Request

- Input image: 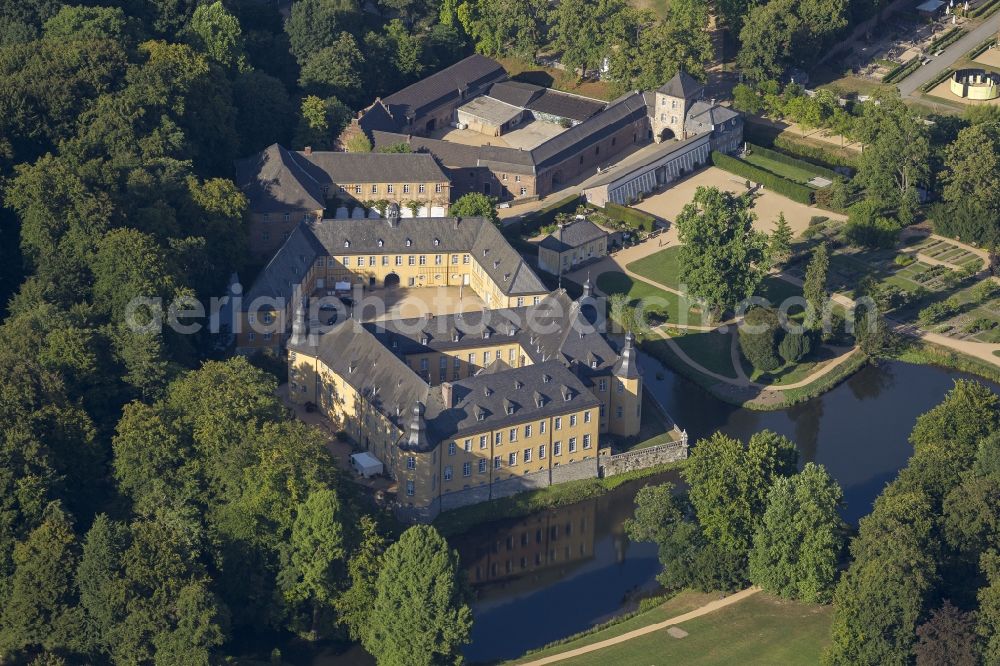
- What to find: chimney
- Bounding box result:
[441,382,453,408]
[304,146,312,155]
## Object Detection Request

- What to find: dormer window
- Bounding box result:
[591,360,598,369]
[542,374,551,383]
[514,380,523,390]
[506,405,514,415]
[405,238,412,247]
[484,329,491,339]
[484,387,492,397]
[344,240,350,248]
[377,239,384,247]
[434,238,440,246]
[504,273,510,282]
[493,260,500,269]
[477,409,486,421]
[453,331,460,342]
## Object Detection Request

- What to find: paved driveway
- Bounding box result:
[899,12,1000,96]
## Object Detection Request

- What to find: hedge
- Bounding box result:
[971,0,1000,18]
[927,27,965,52]
[883,57,921,84]
[968,36,997,59]
[746,142,841,181]
[515,194,582,236]
[921,67,954,92]
[710,151,814,204]
[603,202,656,231]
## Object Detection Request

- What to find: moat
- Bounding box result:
[286,360,999,665]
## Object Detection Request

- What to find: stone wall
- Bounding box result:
[598,437,689,478]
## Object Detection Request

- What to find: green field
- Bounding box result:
[515,592,832,666]
[672,329,738,378]
[596,271,707,327]
[626,245,684,289]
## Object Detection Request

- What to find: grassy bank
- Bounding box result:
[434,461,685,537]
[893,338,1000,385]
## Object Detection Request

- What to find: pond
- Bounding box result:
[455,360,999,663]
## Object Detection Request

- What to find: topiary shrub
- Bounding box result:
[739,306,783,372]
[778,331,813,364]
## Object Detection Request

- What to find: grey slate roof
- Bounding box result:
[527,89,606,122]
[244,223,326,305]
[234,144,326,214]
[685,101,741,134]
[372,131,537,174]
[538,218,608,253]
[488,80,545,107]
[530,92,648,170]
[656,70,705,100]
[293,151,449,185]
[382,54,507,121]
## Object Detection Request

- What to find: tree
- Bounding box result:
[683,431,798,558]
[737,0,799,83]
[854,89,930,209]
[77,514,128,656]
[825,488,938,664]
[845,198,902,249]
[675,186,770,315]
[285,0,363,64]
[803,242,829,330]
[344,133,373,153]
[280,490,347,638]
[0,503,81,655]
[739,306,783,372]
[449,192,499,227]
[778,330,812,364]
[364,525,472,666]
[979,551,1000,664]
[376,142,413,153]
[914,601,980,666]
[298,32,365,106]
[42,5,127,42]
[456,0,549,61]
[294,95,351,151]
[943,120,1000,219]
[749,463,844,603]
[336,515,387,641]
[189,1,247,71]
[769,213,793,265]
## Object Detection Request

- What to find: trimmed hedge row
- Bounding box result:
[770,134,857,170]
[603,202,656,232]
[883,57,921,84]
[971,0,1000,18]
[746,142,841,181]
[928,27,966,52]
[968,37,997,59]
[710,151,814,204]
[921,67,955,92]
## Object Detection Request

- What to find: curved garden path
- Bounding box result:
[517,587,761,666]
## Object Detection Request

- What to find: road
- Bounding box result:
[898,12,1000,96]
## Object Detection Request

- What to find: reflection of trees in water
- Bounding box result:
[787,398,823,463]
[846,362,895,402]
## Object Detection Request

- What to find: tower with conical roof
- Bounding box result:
[652,70,705,143]
[609,331,642,437]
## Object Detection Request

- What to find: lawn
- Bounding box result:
[553,593,833,666]
[672,329,738,378]
[596,271,707,327]
[743,151,825,185]
[626,245,683,289]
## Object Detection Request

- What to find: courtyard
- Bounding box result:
[431,118,568,151]
[348,285,488,322]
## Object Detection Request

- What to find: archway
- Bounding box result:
[384,273,400,289]
[659,128,675,142]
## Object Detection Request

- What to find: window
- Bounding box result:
[495,432,503,445]
[617,380,625,393]
[483,351,491,363]
[435,183,443,193]
[407,456,416,470]
[382,256,388,265]
[405,480,415,496]
[343,256,350,266]
[554,441,562,456]
[395,256,402,265]
[420,358,428,371]
[554,416,562,431]
[408,277,416,287]
[371,184,378,194]
[515,175,521,182]
[569,437,577,453]
[598,379,607,392]
[517,297,524,307]
[283,213,290,222]
[408,256,415,265]
[509,428,517,442]
[494,456,501,469]
[570,414,577,427]
[418,184,425,193]
[525,424,532,438]
[468,353,476,366]
[403,184,410,194]
[539,444,547,459]
[584,410,591,423]
[520,187,527,196]
[508,452,517,466]
[419,255,426,265]
[435,254,442,265]
[616,406,623,418]
[463,254,470,264]
[444,465,453,481]
[448,442,456,456]
[463,462,472,477]
[452,254,459,264]
[524,448,532,463]
[479,459,487,473]
[583,434,592,449]
[540,420,546,434]
[502,173,508,181]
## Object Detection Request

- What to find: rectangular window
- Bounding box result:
[435,254,442,265]
[554,417,562,431]
[444,465,453,481]
[452,254,459,264]
[407,456,416,470]
[616,406,624,418]
[509,428,517,442]
[419,255,426,265]
[583,434,592,449]
[418,184,426,193]
[468,353,475,365]
[494,456,501,469]
[403,184,410,194]
[540,421,546,434]
[525,424,532,438]
[408,256,415,266]
[371,184,378,194]
[435,183,443,193]
[524,448,532,463]
[464,438,472,452]
[463,462,472,477]
[448,442,456,456]
[570,414,577,427]
[539,444,546,459]
[483,351,490,363]
[520,187,527,196]
[463,255,470,264]
[584,410,591,423]
[508,452,517,466]
[554,441,562,456]
[479,459,487,473]
[343,256,350,267]
[382,256,389,266]
[354,185,362,194]
[495,432,502,445]
[406,480,415,496]
[515,175,521,182]
[617,380,625,393]
[387,184,394,194]
[395,256,402,265]
[569,437,577,453]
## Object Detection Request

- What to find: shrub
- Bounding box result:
[894,254,915,267]
[965,317,997,334]
[971,280,1000,303]
[918,298,961,326]
[517,194,582,236]
[930,200,1000,247]
[809,216,829,226]
[603,202,656,232]
[739,306,783,372]
[711,152,814,204]
[778,331,813,364]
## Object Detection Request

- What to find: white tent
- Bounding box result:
[350,452,384,478]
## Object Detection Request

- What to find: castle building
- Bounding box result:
[235,144,452,260]
[287,286,643,521]
[236,210,548,352]
[537,217,610,275]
